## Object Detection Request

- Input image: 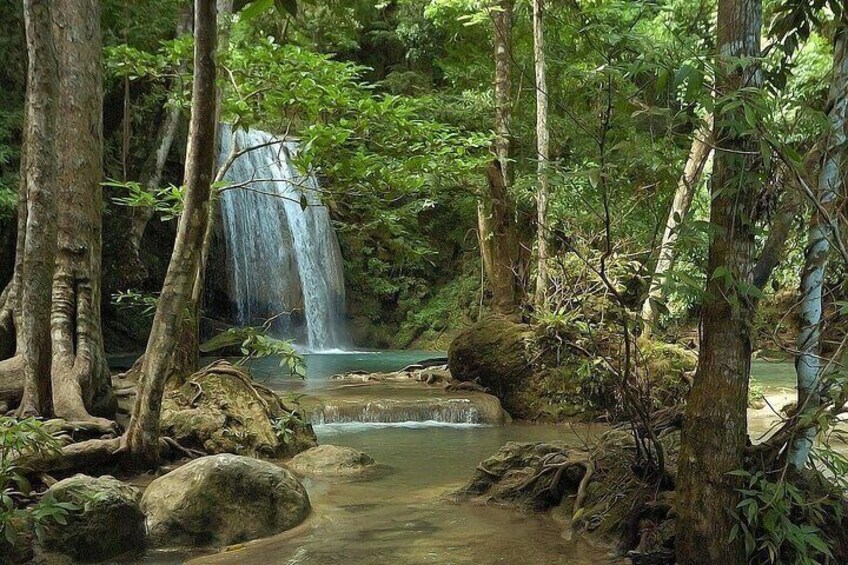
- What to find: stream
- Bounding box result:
[140,352,817,564]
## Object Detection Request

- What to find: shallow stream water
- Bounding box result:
[140,351,811,564]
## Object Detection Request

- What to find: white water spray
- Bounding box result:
[217,125,346,351]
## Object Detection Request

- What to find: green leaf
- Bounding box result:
[240,0,274,21]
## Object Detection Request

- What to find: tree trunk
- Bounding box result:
[479,161,520,315]
[479,0,519,316]
[130,105,182,253]
[675,1,762,563]
[124,0,217,468]
[170,0,233,380]
[532,0,550,310]
[16,0,60,417]
[128,6,192,265]
[640,116,713,332]
[751,181,797,291]
[789,13,848,470]
[48,0,115,428]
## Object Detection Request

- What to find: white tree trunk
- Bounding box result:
[640,116,713,332]
[789,14,848,470]
[533,0,550,309]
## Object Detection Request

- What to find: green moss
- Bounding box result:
[393,272,479,349]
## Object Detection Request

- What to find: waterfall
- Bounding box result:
[216,125,346,351]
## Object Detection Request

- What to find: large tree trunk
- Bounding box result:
[675,0,762,563]
[532,0,550,310]
[640,116,713,332]
[789,13,848,470]
[479,0,519,316]
[48,0,115,427]
[16,0,60,417]
[125,0,217,468]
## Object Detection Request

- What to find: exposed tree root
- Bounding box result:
[19,432,207,476]
[0,355,23,408]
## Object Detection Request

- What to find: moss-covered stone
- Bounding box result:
[160,361,317,458]
[448,316,697,422]
[448,315,534,403]
[37,474,145,561]
[141,454,310,548]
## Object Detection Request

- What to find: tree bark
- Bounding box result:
[675,1,762,563]
[48,0,116,427]
[532,0,550,310]
[789,13,848,470]
[640,116,713,332]
[16,0,60,417]
[125,0,217,468]
[170,0,232,380]
[478,0,519,316]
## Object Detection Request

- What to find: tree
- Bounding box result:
[15,0,60,417]
[125,0,218,467]
[789,8,848,470]
[675,0,763,562]
[532,0,549,309]
[49,0,115,427]
[640,116,713,331]
[478,0,520,316]
[0,0,114,423]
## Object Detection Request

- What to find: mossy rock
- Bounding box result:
[448,315,534,405]
[141,454,310,548]
[160,361,317,458]
[36,474,145,562]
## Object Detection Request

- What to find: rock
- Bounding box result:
[141,454,311,548]
[448,315,534,402]
[287,445,377,478]
[160,361,317,458]
[462,441,585,510]
[36,474,144,561]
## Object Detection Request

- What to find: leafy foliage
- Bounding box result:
[730,468,840,565]
[0,418,77,549]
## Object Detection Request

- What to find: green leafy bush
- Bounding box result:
[0,418,78,550]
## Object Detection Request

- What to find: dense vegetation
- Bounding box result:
[1,0,848,563]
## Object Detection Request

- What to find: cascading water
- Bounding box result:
[216,125,346,351]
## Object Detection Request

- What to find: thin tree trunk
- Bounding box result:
[532,0,550,309]
[47,0,116,429]
[675,0,762,563]
[640,116,713,332]
[129,7,192,261]
[130,106,181,251]
[478,0,519,316]
[171,0,232,380]
[125,0,217,468]
[752,184,797,290]
[788,13,848,470]
[17,0,60,417]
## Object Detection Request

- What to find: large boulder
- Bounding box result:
[160,361,317,458]
[141,454,311,548]
[449,317,698,421]
[287,445,377,479]
[448,315,534,402]
[36,474,145,561]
